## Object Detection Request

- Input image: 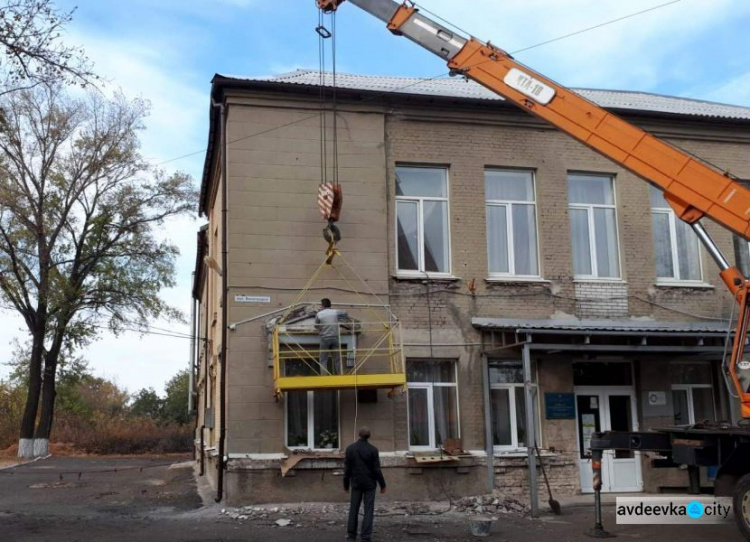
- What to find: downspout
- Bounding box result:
[189,277,196,414]
[213,99,229,502]
[189,283,197,466]
[482,353,495,491]
[201,286,209,477]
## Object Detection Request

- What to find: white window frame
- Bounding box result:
[395,166,452,277]
[406,361,460,451]
[671,384,715,425]
[568,174,622,280]
[651,189,704,284]
[485,169,541,279]
[491,382,527,451]
[284,390,340,452]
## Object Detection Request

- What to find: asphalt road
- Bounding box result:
[0,456,744,541]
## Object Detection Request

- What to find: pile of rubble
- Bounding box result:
[218,493,530,527]
[454,492,531,517]
[219,503,346,527]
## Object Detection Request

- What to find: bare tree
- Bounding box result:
[0,0,97,94]
[0,85,195,457]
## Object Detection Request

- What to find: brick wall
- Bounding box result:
[196,87,750,504]
[574,282,628,318]
[494,455,580,497]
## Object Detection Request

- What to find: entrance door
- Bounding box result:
[576,387,642,493]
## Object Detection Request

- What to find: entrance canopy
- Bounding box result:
[472,317,729,354]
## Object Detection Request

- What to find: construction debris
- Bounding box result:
[454,492,531,517]
[218,494,530,528]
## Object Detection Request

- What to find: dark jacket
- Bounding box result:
[343,438,386,491]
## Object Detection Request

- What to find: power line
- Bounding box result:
[510,0,683,55]
[89,323,199,341]
[153,0,685,170]
[154,71,452,169]
[0,304,199,341]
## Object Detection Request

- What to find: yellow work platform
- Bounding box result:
[275,372,406,392]
[270,246,406,397]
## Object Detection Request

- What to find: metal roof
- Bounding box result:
[221,70,750,121]
[471,317,730,334]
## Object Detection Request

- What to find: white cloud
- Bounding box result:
[697,71,750,107]
[0,22,207,395]
[418,0,750,90]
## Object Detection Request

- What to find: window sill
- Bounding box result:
[286,447,341,453]
[573,278,627,284]
[393,273,460,282]
[655,281,714,290]
[486,277,550,284]
[493,449,555,458]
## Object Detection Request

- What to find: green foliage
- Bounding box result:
[0,379,26,448]
[0,367,193,453]
[71,376,129,419]
[130,388,163,420]
[130,369,193,426]
[162,369,192,425]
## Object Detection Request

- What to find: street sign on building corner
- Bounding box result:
[234,295,271,304]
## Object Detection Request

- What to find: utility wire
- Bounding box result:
[155,0,683,170]
[0,304,200,341]
[0,281,734,324]
[154,71,453,169]
[510,0,683,55]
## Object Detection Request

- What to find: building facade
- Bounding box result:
[192,70,750,504]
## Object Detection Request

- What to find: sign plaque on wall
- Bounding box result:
[234,295,271,304]
[648,391,667,406]
[544,392,576,420]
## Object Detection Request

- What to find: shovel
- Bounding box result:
[535,443,561,515]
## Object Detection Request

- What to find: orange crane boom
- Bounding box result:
[318,0,750,418]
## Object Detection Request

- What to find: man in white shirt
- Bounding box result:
[315,298,348,374]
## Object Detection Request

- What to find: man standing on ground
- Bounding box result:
[315,298,348,375]
[344,427,386,542]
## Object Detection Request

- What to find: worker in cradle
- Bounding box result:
[344,427,387,542]
[315,298,348,374]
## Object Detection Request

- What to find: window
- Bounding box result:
[489,362,528,450]
[733,234,750,277]
[485,169,539,277]
[568,174,620,278]
[670,363,716,425]
[732,180,750,276]
[650,186,702,283]
[285,360,339,450]
[406,360,459,450]
[396,166,450,275]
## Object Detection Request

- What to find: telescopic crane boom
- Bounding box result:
[319,0,750,418]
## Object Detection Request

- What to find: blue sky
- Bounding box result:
[1,0,750,395]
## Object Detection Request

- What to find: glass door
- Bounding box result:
[575,386,642,493]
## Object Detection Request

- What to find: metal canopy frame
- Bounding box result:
[476,320,728,518]
[480,325,728,356]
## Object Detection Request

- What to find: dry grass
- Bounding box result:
[0,417,193,458]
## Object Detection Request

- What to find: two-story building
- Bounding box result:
[192,70,750,504]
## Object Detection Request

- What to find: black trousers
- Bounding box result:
[347,487,376,541]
